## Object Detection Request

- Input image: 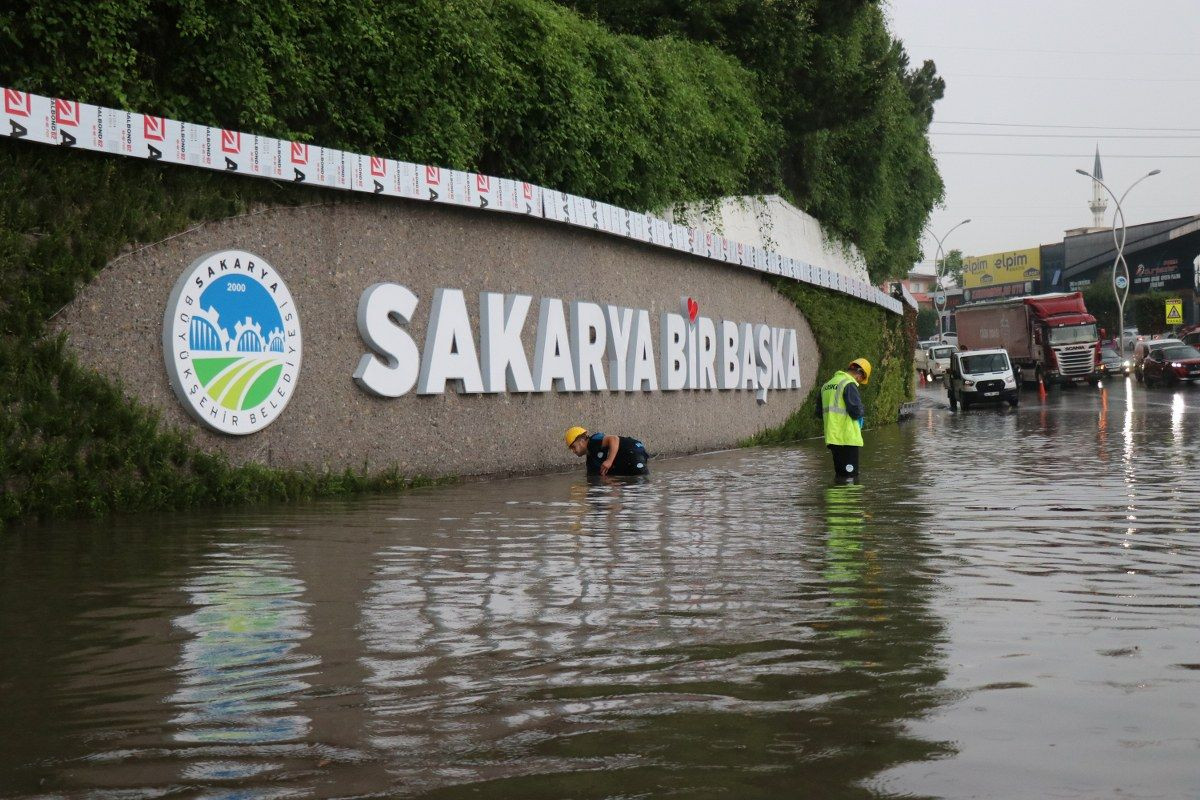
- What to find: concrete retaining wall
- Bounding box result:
[53,198,820,478]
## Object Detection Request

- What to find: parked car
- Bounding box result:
[915,343,957,380]
[1142,343,1200,386]
[1099,347,1130,377]
[1133,338,1183,382]
[917,339,937,351]
[1181,328,1200,349]
[1121,327,1140,351]
[946,348,1020,410]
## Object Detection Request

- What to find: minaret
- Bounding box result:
[1089,146,1108,227]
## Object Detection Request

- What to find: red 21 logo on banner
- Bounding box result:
[54,100,80,127]
[425,165,441,186]
[4,89,31,117]
[220,129,241,154]
[370,156,386,177]
[290,142,309,165]
[476,174,490,194]
[143,116,166,142]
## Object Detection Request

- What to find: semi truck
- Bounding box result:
[954,292,1100,388]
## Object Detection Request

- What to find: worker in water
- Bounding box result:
[815,358,871,482]
[565,426,650,476]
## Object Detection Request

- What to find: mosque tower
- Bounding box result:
[1088,146,1108,228]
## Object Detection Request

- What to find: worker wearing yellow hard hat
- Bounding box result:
[815,357,871,482]
[565,426,650,476]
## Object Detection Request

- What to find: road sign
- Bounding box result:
[1115,275,1128,290]
[1165,298,1183,325]
[935,293,946,305]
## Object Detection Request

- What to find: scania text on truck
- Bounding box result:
[954,292,1100,388]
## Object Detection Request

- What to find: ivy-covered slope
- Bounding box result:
[747,281,916,445]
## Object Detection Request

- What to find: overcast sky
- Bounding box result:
[886,0,1200,272]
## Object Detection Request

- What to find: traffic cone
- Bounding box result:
[1038,377,1047,401]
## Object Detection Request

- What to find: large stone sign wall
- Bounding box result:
[53,198,820,478]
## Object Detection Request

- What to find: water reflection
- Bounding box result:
[170,543,316,745]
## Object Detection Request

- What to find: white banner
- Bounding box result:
[0,86,900,314]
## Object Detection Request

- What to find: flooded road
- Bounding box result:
[2,378,1198,798]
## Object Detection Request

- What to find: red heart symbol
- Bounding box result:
[687,297,699,323]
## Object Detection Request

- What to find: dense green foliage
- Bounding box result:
[0,0,942,280]
[555,0,945,279]
[0,146,431,530]
[1129,290,1175,336]
[936,248,964,287]
[1082,272,1119,338]
[746,283,915,445]
[916,308,939,339]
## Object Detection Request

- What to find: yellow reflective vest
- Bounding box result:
[821,370,863,447]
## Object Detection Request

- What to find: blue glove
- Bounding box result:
[857,417,865,429]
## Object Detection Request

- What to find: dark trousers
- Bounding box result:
[828,444,861,481]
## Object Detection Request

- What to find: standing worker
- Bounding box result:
[565,426,650,477]
[815,358,871,482]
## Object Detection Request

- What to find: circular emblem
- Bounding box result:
[162,250,302,435]
[1115,275,1129,290]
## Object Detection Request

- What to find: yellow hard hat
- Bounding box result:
[849,358,872,384]
[565,426,588,447]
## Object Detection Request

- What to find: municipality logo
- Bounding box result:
[163,250,301,435]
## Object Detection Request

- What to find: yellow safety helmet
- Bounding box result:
[565,426,588,447]
[849,358,872,384]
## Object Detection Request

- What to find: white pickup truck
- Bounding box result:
[915,343,957,380]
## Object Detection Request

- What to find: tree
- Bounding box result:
[936,248,964,287]
[916,308,938,339]
[1081,272,1119,339]
[1130,291,1173,336]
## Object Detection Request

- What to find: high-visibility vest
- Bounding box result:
[821,370,863,447]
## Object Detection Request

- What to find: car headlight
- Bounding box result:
[1123,360,1131,367]
[963,379,975,387]
[1171,362,1183,368]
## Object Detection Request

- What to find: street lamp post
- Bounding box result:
[1074,168,1161,358]
[929,218,971,339]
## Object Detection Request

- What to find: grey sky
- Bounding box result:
[886,0,1200,272]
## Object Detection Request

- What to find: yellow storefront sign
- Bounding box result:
[962,247,1041,289]
[1166,298,1183,325]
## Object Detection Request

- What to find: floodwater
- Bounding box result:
[2,378,1199,799]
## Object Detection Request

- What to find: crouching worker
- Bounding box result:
[565,426,650,477]
[815,358,871,482]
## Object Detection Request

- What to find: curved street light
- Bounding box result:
[1074,168,1161,358]
[928,218,971,337]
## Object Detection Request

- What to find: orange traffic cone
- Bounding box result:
[1038,377,1047,401]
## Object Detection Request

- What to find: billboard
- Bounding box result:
[962,247,1042,289]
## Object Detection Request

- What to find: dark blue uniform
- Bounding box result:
[585,433,650,476]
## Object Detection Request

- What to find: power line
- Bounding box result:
[931,131,1200,139]
[911,43,1198,57]
[934,151,1200,158]
[951,73,1200,83]
[933,120,1200,132]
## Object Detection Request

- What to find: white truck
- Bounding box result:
[946,348,1020,410]
[915,343,957,380]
